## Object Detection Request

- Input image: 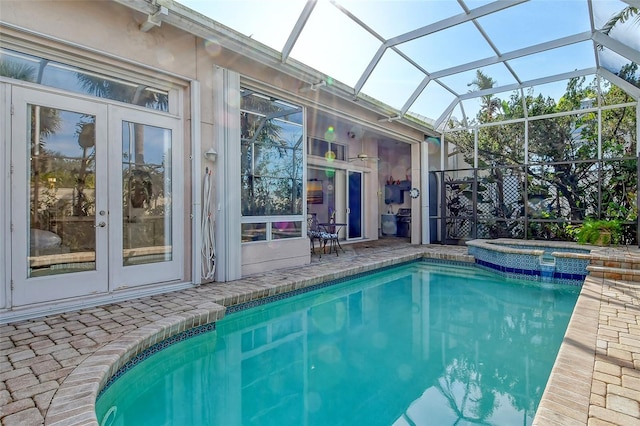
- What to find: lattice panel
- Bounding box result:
[446,218,473,240]
[476,168,525,221]
[434,157,637,245]
[477,219,525,239]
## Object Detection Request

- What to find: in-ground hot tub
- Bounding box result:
[466,238,593,285]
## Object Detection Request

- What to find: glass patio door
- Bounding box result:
[11,88,183,306]
[347,170,363,239]
[11,88,109,305]
[107,106,183,290]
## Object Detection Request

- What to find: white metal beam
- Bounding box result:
[281,0,317,63]
[401,75,431,115]
[457,67,598,101]
[428,32,592,80]
[385,0,528,47]
[354,44,387,94]
[592,31,640,65]
[598,68,640,101]
[434,99,459,131]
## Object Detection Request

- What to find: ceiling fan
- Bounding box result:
[347,130,379,163]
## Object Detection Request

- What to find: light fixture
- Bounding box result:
[204,148,218,162]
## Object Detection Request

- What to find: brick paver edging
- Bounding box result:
[45,305,226,426]
[533,275,601,425]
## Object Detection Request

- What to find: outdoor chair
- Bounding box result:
[319,212,340,256]
[307,213,323,256]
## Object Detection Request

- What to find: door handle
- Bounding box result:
[95,221,106,228]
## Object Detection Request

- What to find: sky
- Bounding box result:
[179,0,639,127]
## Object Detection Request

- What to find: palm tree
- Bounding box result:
[468,70,501,122]
[602,6,639,35]
[0,61,35,81]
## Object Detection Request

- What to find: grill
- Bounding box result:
[396,208,411,238]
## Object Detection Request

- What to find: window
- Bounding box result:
[0,48,169,111]
[308,138,346,161]
[240,88,304,241]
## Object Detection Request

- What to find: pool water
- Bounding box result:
[96,261,580,426]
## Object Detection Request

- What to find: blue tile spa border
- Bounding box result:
[475,258,586,286]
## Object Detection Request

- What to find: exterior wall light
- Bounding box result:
[204,148,218,162]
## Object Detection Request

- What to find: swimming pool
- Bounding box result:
[96,260,579,425]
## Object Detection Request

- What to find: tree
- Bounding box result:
[444,62,638,241]
[468,70,502,122]
[602,6,639,35]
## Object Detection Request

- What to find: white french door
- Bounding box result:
[108,105,183,290]
[11,88,108,305]
[11,87,183,306]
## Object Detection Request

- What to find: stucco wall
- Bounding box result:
[2,1,198,78]
[242,239,310,276]
[1,0,429,292]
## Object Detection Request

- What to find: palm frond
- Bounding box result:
[602,6,639,35]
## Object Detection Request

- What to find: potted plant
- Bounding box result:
[574,219,622,246]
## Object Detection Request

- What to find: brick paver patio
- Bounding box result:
[1,240,639,425]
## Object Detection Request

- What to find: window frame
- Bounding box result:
[308,137,347,162]
[239,87,306,243]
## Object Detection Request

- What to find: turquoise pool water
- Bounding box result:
[96,261,580,426]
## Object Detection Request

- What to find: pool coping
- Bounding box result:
[466,238,593,258]
[34,244,633,425]
[44,249,472,425]
[533,274,601,425]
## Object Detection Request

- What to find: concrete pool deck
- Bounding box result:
[1,239,639,425]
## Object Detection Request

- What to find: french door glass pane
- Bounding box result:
[122,121,172,265]
[348,171,362,238]
[28,105,97,277]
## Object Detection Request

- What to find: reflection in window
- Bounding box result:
[0,48,168,111]
[242,223,267,242]
[272,221,302,239]
[28,106,97,277]
[308,138,346,161]
[122,121,172,265]
[240,87,304,243]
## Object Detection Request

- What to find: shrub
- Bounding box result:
[574,219,622,246]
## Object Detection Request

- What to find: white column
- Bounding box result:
[0,83,7,308]
[191,80,203,285]
[474,128,479,169]
[420,138,430,244]
[410,142,420,244]
[214,67,242,281]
